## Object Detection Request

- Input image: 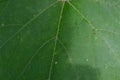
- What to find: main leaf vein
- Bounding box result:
[48,1,66,80]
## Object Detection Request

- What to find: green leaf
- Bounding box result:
[0,0,120,80]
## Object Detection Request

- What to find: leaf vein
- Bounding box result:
[67,1,96,29]
[58,38,80,80]
[16,37,55,80]
[48,1,66,80]
[0,1,58,49]
[98,34,120,64]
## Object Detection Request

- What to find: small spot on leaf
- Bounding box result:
[55,61,58,64]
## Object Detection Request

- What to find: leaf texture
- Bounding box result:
[0,0,120,80]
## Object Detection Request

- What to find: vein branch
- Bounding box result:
[58,38,80,80]
[99,35,120,64]
[67,1,95,29]
[0,1,58,49]
[97,29,120,35]
[16,37,55,80]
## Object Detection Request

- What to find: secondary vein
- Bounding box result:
[58,38,80,80]
[0,1,58,49]
[67,1,95,29]
[16,37,55,80]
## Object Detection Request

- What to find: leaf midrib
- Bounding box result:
[48,1,66,80]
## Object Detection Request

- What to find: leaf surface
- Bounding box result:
[0,0,120,80]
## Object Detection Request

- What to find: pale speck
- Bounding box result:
[105,24,109,26]
[105,66,108,69]
[1,23,4,27]
[86,59,89,62]
[95,0,99,2]
[55,61,58,64]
